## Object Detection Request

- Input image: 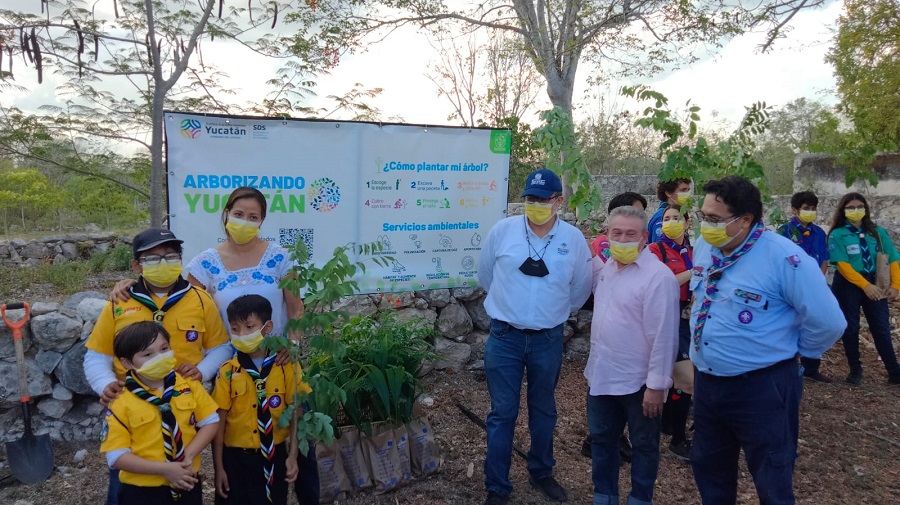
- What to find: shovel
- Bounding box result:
[2,302,54,484]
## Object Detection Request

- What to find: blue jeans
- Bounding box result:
[587,387,660,505]
[691,359,802,505]
[483,319,563,496]
[832,273,900,375]
[106,468,120,505]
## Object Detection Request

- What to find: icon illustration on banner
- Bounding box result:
[470,233,482,247]
[433,257,443,273]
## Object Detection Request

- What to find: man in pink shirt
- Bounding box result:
[586,205,680,505]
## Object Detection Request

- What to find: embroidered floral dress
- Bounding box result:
[187,243,296,335]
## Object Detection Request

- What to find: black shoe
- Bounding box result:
[846,367,862,385]
[484,491,510,505]
[619,434,632,463]
[581,437,592,458]
[529,475,568,502]
[804,371,833,383]
[668,439,692,462]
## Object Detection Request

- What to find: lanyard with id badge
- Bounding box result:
[519,215,554,277]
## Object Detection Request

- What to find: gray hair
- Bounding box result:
[608,205,648,228]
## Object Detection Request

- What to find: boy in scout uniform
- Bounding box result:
[85,228,231,505]
[212,294,308,505]
[101,322,220,505]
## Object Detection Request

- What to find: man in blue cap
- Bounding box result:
[477,169,592,505]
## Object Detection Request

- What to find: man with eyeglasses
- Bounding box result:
[687,176,846,505]
[478,168,592,505]
[84,228,230,505]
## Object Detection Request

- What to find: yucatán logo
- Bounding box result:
[180,119,202,139]
[203,120,248,139]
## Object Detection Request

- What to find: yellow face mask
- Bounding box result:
[142,262,183,287]
[662,221,685,240]
[676,192,692,205]
[231,328,266,354]
[844,209,865,223]
[798,210,816,224]
[226,216,261,244]
[524,202,554,226]
[609,240,641,264]
[700,220,737,248]
[135,350,175,380]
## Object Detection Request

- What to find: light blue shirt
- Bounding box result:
[478,215,592,330]
[647,202,666,243]
[689,228,847,376]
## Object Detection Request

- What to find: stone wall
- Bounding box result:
[0,289,594,444]
[0,233,130,267]
[794,152,900,197]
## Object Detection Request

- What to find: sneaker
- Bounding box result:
[668,439,692,461]
[529,475,568,502]
[804,371,833,383]
[484,491,510,505]
[846,367,862,386]
[619,434,633,464]
[581,437,592,458]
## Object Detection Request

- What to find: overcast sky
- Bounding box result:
[2,1,843,132]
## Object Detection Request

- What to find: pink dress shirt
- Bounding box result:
[584,247,680,396]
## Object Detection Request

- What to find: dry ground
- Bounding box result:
[2,309,899,504]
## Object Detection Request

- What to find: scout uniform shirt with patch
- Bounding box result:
[100,373,219,487]
[86,287,229,380]
[827,226,900,272]
[212,356,311,448]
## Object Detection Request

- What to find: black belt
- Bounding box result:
[496,320,550,334]
[700,357,797,381]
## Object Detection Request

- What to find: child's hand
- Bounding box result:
[285,455,299,483]
[162,460,198,491]
[215,467,230,498]
[100,380,125,407]
[175,363,202,381]
[274,348,292,367]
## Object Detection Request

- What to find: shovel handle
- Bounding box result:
[2,303,31,403]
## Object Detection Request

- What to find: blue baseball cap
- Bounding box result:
[521,169,562,199]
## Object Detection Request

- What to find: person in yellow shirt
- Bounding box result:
[213,294,310,505]
[100,322,220,505]
[84,228,231,505]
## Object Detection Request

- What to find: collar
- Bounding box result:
[713,221,765,260]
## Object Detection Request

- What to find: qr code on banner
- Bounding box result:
[279,228,314,256]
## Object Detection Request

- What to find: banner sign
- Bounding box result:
[165,112,511,294]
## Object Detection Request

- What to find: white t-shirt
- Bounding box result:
[186,243,296,335]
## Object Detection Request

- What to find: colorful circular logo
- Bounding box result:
[180,119,202,139]
[185,330,199,342]
[269,395,282,408]
[309,177,341,213]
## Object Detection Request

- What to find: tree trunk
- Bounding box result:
[150,89,166,228]
[545,78,575,205]
[20,206,26,232]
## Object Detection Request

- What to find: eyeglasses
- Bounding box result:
[524,195,559,204]
[694,211,737,225]
[138,253,182,265]
[844,205,865,211]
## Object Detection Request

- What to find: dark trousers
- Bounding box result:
[294,439,320,504]
[106,468,120,505]
[216,443,288,505]
[119,481,202,505]
[691,359,802,505]
[832,273,900,375]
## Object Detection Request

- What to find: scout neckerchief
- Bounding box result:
[660,234,693,271]
[125,371,184,497]
[787,217,815,256]
[129,276,192,324]
[692,222,765,351]
[237,352,278,502]
[845,223,875,274]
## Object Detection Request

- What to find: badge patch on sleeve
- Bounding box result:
[185,330,199,342]
[99,420,109,442]
[269,395,282,408]
[786,254,802,269]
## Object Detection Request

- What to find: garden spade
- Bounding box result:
[2,302,54,484]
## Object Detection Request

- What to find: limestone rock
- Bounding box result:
[565,335,591,355]
[38,398,73,419]
[61,242,79,259]
[464,298,490,332]
[30,301,60,316]
[436,301,473,341]
[433,336,472,372]
[417,289,451,308]
[85,401,105,417]
[56,342,94,396]
[52,383,74,401]
[466,359,485,371]
[0,358,52,403]
[392,307,437,329]
[378,291,415,309]
[30,312,82,352]
[76,298,108,324]
[331,295,378,318]
[451,286,484,302]
[35,350,64,374]
[62,291,107,310]
[573,309,593,334]
[20,240,50,259]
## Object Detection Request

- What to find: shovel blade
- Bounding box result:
[6,432,54,484]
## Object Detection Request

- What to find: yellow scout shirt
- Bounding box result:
[100,374,219,487]
[211,355,311,448]
[86,288,228,379]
